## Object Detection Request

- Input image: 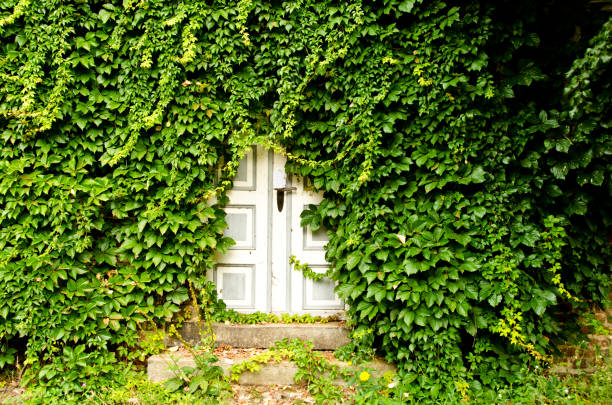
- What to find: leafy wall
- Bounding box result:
[0,0,610,397]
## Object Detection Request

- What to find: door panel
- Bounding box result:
[288,176,343,315]
[302,265,343,311]
[213,146,270,312]
[213,264,255,309]
[303,219,329,250]
[224,205,256,249]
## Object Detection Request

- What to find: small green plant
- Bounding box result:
[87,369,214,405]
[334,327,376,364]
[0,344,16,369]
[581,312,612,336]
[229,346,293,379]
[19,347,123,404]
[211,307,332,324]
[347,369,405,405]
[163,280,232,402]
[230,338,347,404]
[164,351,231,399]
[133,329,166,362]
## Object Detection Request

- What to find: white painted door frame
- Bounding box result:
[213,146,342,315]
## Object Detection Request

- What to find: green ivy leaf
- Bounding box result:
[398,1,416,13]
[346,252,362,270]
[469,166,487,183]
[487,294,502,307]
[164,377,183,392]
[98,9,112,24]
[404,259,419,276]
[404,311,415,327]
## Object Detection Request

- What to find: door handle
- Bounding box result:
[274,187,296,212]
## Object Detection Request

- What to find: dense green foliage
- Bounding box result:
[290,0,612,394]
[346,358,612,404]
[0,0,610,400]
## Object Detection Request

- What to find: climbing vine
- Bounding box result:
[290,254,331,282]
[0,0,610,401]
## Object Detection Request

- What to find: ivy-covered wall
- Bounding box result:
[0,0,610,398]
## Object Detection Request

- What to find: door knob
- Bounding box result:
[273,169,295,212]
[274,186,296,212]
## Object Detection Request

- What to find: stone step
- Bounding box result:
[147,350,395,385]
[165,321,350,350]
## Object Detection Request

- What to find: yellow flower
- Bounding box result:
[347,361,352,366]
[359,371,370,382]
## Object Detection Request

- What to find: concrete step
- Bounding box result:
[148,349,395,385]
[165,321,350,350]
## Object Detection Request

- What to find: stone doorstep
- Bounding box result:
[148,352,395,385]
[164,321,351,350]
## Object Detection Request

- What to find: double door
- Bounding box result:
[211,145,342,315]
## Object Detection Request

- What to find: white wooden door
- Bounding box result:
[285,172,344,315]
[212,147,342,315]
[212,145,269,312]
